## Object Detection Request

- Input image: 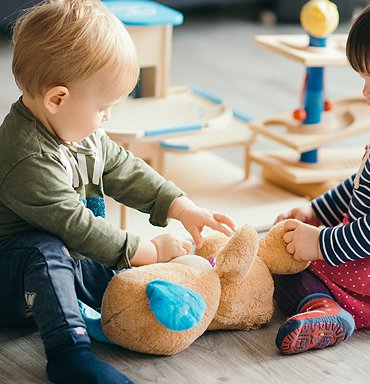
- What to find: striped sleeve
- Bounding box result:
[319,215,370,266]
[348,158,370,221]
[311,174,355,226]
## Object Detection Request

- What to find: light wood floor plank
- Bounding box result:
[1,309,369,384]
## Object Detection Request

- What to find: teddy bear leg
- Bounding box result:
[78,300,113,344]
[275,293,355,355]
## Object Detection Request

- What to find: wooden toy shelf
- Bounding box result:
[248,96,370,197]
[158,112,252,153]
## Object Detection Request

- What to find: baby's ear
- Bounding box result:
[44,86,69,113]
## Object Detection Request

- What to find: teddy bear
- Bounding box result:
[96,220,309,355]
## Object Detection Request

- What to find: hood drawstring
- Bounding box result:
[58,128,105,188]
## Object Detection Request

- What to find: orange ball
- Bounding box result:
[293,108,307,121]
[324,100,333,111]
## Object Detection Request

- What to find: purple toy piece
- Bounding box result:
[209,257,216,268]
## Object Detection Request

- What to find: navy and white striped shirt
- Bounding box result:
[312,146,370,266]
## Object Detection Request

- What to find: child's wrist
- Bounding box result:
[168,196,195,220]
[150,238,161,263]
[317,239,324,260]
[131,240,158,266]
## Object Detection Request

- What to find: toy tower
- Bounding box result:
[249,0,370,198]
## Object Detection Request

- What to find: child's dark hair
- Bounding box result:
[346,5,370,73]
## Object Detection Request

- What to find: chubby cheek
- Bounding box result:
[362,78,370,101]
[91,115,103,132]
[363,85,368,98]
[65,119,96,142]
[81,112,100,129]
[80,117,102,139]
[363,89,370,106]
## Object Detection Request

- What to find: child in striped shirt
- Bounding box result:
[273,6,370,355]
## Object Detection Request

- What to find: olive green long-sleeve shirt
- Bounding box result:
[0,100,184,268]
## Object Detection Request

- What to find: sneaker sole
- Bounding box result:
[280,321,345,354]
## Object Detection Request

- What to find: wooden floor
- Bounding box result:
[1,309,369,384]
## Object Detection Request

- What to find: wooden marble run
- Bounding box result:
[105,86,253,175]
[248,0,370,198]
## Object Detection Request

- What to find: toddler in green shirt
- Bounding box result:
[0,1,235,383]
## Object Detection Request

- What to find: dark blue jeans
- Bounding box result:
[0,231,116,353]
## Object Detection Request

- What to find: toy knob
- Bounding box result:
[324,99,333,111]
[293,108,307,121]
[300,0,339,38]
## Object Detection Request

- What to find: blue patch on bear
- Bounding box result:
[146,279,207,331]
[80,197,106,218]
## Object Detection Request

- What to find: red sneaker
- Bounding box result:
[276,294,355,354]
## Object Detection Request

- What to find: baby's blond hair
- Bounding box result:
[12,0,139,97]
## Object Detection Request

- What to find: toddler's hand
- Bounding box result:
[178,206,236,249]
[151,233,193,263]
[283,219,323,262]
[275,205,321,227]
[168,196,236,249]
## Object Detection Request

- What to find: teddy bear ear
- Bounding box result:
[258,220,310,274]
[196,233,230,260]
[215,225,259,276]
[146,280,207,331]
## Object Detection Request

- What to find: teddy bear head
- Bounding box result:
[101,259,221,355]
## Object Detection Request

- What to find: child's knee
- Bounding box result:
[26,232,75,268]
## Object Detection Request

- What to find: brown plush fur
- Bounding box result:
[258,220,310,274]
[207,225,274,330]
[101,220,308,355]
[198,220,309,331]
[102,263,220,355]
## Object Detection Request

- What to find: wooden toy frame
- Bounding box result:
[249,33,370,198]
